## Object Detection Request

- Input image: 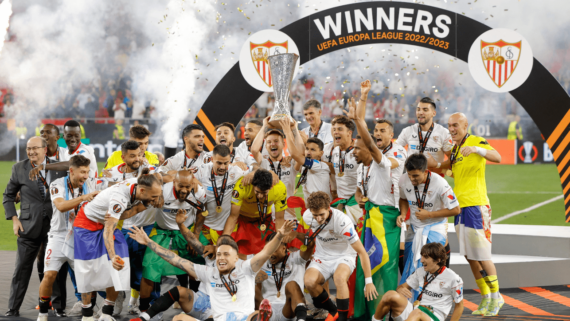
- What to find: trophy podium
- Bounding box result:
[267,53,299,128]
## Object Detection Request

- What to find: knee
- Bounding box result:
[408,309,423,318]
[304,275,317,290]
[381,290,399,304]
[284,281,301,295]
[42,271,58,283]
[333,273,348,287]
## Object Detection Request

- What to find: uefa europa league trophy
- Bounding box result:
[267,53,298,128]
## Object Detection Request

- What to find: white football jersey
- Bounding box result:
[260,251,307,304]
[322,143,358,199]
[301,121,333,145]
[159,150,211,174]
[356,153,395,207]
[157,182,207,230]
[194,259,257,321]
[396,123,453,163]
[194,163,249,230]
[237,141,270,158]
[299,159,331,201]
[302,208,358,260]
[49,177,107,236]
[399,172,458,229]
[83,178,141,224]
[47,146,67,163]
[206,148,257,168]
[406,266,464,321]
[105,163,158,184]
[61,143,98,178]
[260,157,297,198]
[384,143,407,206]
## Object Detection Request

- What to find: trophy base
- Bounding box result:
[268,114,294,129]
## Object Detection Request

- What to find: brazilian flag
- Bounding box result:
[352,202,401,321]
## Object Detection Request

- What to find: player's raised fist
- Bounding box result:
[360,79,371,96]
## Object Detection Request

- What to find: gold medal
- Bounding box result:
[413,300,420,308]
[232,294,237,302]
[202,210,209,217]
[445,169,453,177]
[304,288,309,293]
[277,292,281,298]
[260,224,266,231]
[300,245,307,251]
[216,206,222,213]
[338,172,344,177]
[362,197,369,202]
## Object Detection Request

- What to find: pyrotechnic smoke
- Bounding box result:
[0,0,12,57]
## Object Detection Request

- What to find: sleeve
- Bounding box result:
[372,153,392,169]
[49,181,65,200]
[196,186,207,203]
[387,147,406,166]
[475,137,495,151]
[272,183,288,212]
[107,194,130,219]
[231,178,246,206]
[3,163,21,219]
[159,156,176,173]
[442,131,454,152]
[94,178,109,191]
[193,264,211,282]
[406,268,421,290]
[240,259,256,276]
[146,152,159,166]
[338,216,359,244]
[451,275,464,303]
[439,183,459,210]
[395,127,408,147]
[398,176,407,201]
[245,152,258,167]
[291,251,308,264]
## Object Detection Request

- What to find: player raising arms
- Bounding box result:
[302,192,377,321]
[128,220,297,321]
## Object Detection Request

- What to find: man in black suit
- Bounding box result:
[3,136,67,316]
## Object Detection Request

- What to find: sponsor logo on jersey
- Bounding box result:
[211,280,240,288]
[343,228,354,237]
[447,194,456,201]
[410,145,439,153]
[408,200,434,208]
[423,289,443,298]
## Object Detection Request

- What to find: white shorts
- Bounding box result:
[45,235,74,272]
[268,303,294,321]
[307,256,356,281]
[391,301,443,321]
[187,291,213,320]
[455,205,493,261]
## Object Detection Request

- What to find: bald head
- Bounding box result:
[174,169,194,200]
[448,113,469,143]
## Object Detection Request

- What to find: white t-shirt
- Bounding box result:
[194,259,257,321]
[300,158,331,201]
[356,153,395,207]
[61,142,99,178]
[301,121,333,145]
[398,172,458,229]
[260,156,297,198]
[237,141,271,158]
[157,182,207,230]
[194,163,249,230]
[396,123,453,163]
[406,266,464,321]
[49,177,107,236]
[83,178,142,224]
[322,143,358,199]
[47,146,68,163]
[159,150,211,174]
[260,251,307,304]
[384,143,407,207]
[302,208,358,260]
[105,164,158,229]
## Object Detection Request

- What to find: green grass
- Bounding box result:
[0,162,107,251]
[0,162,566,251]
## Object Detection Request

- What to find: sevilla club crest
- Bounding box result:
[481,40,521,88]
[250,40,288,87]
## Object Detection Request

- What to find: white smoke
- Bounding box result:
[0,0,12,57]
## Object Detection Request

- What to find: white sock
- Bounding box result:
[372,315,380,321]
[82,303,92,309]
[129,296,137,306]
[140,312,151,321]
[490,291,500,299]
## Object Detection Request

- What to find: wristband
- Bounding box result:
[436,162,441,168]
[474,146,488,157]
[365,277,373,285]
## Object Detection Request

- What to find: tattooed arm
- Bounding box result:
[128,226,198,279]
[175,209,204,256]
[104,216,125,271]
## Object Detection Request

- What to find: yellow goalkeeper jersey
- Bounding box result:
[231,177,288,218]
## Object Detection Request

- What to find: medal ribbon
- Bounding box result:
[361,165,372,199]
[417,123,434,154]
[309,120,324,139]
[295,166,310,190]
[256,195,268,228]
[268,158,282,179]
[414,171,431,209]
[304,211,333,247]
[183,152,199,169]
[417,266,445,302]
[339,146,354,175]
[66,177,84,216]
[220,268,238,298]
[449,134,470,169]
[32,156,50,190]
[272,253,290,296]
[382,142,393,155]
[185,190,206,212]
[210,169,228,208]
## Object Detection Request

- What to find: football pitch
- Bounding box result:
[0,161,565,251]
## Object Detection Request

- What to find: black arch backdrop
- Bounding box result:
[194,1,570,221]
